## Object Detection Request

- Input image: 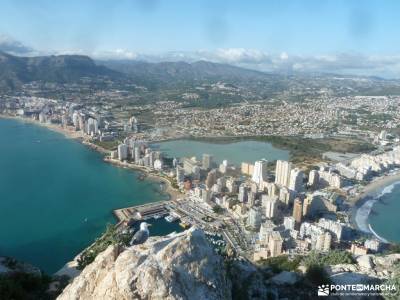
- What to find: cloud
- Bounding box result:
[0,34,399,78]
[90,48,400,78]
[0,34,35,55]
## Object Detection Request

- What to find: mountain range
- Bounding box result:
[1,51,400,99]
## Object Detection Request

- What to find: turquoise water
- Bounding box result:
[152,139,289,165]
[368,182,400,243]
[0,118,168,273]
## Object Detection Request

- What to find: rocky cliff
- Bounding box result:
[57,228,231,300]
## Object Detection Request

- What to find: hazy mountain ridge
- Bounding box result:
[0,51,123,90]
[1,51,400,100]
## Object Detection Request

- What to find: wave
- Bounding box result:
[368,224,388,243]
[355,181,400,240]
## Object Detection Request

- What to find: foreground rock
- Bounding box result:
[57,228,231,300]
[325,253,400,284]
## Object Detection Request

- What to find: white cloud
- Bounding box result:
[1,34,400,78]
[0,34,35,55]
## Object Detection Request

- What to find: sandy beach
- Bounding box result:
[104,157,182,201]
[0,114,182,201]
[350,171,400,206]
[350,170,400,242]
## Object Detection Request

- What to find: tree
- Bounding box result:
[212,205,223,214]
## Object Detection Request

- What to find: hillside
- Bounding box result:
[0,52,123,90]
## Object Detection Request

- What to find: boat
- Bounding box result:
[153,214,162,220]
[165,214,179,222]
[179,222,190,229]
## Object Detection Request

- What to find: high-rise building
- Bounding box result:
[275,160,292,187]
[217,177,226,190]
[241,162,254,176]
[117,144,128,161]
[248,191,256,207]
[252,159,268,186]
[289,168,304,192]
[264,195,278,219]
[308,169,319,189]
[176,167,184,183]
[238,184,248,203]
[259,220,275,242]
[269,232,283,257]
[183,157,198,175]
[315,232,331,252]
[205,169,217,189]
[226,178,239,193]
[192,166,201,180]
[134,147,141,163]
[265,182,277,197]
[283,216,296,231]
[279,187,292,206]
[202,189,212,202]
[292,197,303,225]
[247,207,262,230]
[202,154,213,170]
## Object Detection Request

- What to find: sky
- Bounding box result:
[0,0,400,77]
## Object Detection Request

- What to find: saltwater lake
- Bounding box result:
[0,118,169,273]
[152,139,290,165]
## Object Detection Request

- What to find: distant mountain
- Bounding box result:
[98,59,276,88]
[0,51,123,90]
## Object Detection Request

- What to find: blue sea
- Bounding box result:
[368,182,400,243]
[0,118,171,273]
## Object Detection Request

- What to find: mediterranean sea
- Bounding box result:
[0,118,169,273]
[368,182,400,243]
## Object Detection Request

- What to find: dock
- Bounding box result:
[113,200,169,222]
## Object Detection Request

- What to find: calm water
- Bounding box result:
[0,118,169,273]
[369,182,400,243]
[152,139,289,165]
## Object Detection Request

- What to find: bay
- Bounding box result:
[0,118,167,273]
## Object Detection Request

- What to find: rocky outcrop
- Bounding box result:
[325,253,400,284]
[57,228,231,300]
[0,256,41,276]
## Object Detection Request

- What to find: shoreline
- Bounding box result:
[350,170,400,242]
[0,114,181,202]
[0,114,183,276]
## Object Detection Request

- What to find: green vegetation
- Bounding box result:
[303,250,355,268]
[387,243,400,254]
[305,264,331,286]
[259,255,302,273]
[0,272,52,300]
[92,140,120,151]
[212,204,224,214]
[77,224,131,270]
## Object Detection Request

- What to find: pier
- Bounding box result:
[113,200,169,222]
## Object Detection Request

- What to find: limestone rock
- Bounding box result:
[357,255,374,270]
[57,228,231,300]
[270,271,300,285]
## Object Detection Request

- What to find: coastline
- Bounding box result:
[350,170,400,242]
[0,114,183,276]
[0,114,182,209]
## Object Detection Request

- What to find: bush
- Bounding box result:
[212,205,223,214]
[260,255,302,273]
[0,272,51,300]
[77,224,132,270]
[305,264,331,287]
[303,250,355,268]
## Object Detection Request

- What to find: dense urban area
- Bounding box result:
[1,52,400,299]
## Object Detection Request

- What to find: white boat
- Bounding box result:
[165,214,179,222]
